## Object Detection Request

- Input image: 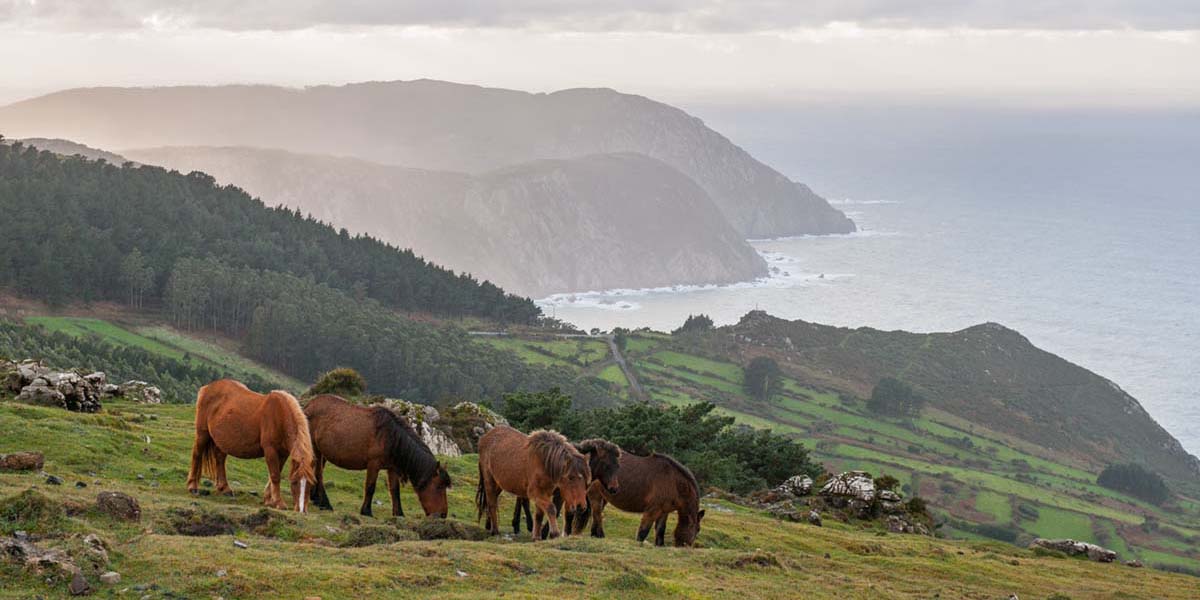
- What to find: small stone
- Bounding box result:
[14,530,28,539]
[68,571,90,595]
[216,569,228,578]
[46,474,64,485]
[136,474,145,480]
[233,540,249,549]
[75,481,87,489]
[455,570,468,578]
[1125,559,1144,568]
[100,572,121,585]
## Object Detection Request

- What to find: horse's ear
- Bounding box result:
[576,440,596,454]
[698,509,706,521]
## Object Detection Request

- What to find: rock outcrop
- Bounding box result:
[2,360,161,410]
[374,399,463,457]
[1030,538,1118,563]
[773,475,814,498]
[819,471,877,517]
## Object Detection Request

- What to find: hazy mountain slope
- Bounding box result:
[723,311,1200,481]
[0,80,854,238]
[125,146,767,297]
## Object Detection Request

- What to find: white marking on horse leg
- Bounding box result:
[299,479,307,513]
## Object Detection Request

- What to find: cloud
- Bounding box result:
[3,0,1199,32]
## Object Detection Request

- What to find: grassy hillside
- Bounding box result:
[603,331,1200,572]
[4,400,1198,599]
[7,313,1199,575]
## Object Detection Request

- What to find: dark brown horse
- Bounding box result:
[303,395,451,518]
[187,379,316,512]
[587,452,705,546]
[511,438,622,535]
[476,426,590,540]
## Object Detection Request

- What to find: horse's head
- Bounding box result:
[416,462,452,518]
[674,508,706,547]
[576,439,621,495]
[556,454,592,516]
[288,460,317,513]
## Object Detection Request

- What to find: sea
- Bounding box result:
[538,104,1200,456]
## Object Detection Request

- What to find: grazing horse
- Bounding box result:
[476,426,590,540]
[303,395,451,518]
[511,438,622,536]
[587,452,705,546]
[187,379,316,512]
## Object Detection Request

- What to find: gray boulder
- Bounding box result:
[774,474,814,498]
[117,380,162,404]
[1030,538,1117,562]
[819,471,877,517]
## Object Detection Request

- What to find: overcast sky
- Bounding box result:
[2,1,1198,107]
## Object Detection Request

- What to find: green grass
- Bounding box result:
[26,317,185,359]
[135,325,304,390]
[1029,506,1096,543]
[598,364,629,387]
[4,399,1200,599]
[974,491,1013,523]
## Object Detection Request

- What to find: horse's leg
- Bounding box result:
[387,469,404,517]
[186,428,211,494]
[654,514,668,547]
[213,448,233,496]
[588,490,607,538]
[264,448,286,509]
[534,495,560,540]
[636,512,657,544]
[313,454,332,510]
[533,504,545,541]
[511,499,525,535]
[360,463,380,517]
[484,478,502,536]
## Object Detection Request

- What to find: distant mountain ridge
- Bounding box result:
[124,146,767,296]
[0,80,855,239]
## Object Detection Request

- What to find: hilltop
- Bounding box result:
[0,80,853,240]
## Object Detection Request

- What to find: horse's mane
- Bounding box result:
[576,438,621,457]
[652,452,699,499]
[371,406,443,489]
[527,430,586,480]
[270,390,315,484]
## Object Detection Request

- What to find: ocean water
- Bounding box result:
[539,105,1200,456]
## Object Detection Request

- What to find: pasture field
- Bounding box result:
[22,316,300,391]
[4,399,1199,599]
[621,338,1200,570]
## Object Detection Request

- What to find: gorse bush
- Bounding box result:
[743,356,781,400]
[306,367,368,398]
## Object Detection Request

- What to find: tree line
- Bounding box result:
[0,139,539,323]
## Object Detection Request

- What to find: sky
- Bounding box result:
[1,1,1198,107]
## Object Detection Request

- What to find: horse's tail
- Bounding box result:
[475,461,487,523]
[195,384,220,480]
[272,390,316,485]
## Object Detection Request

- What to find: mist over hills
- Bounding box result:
[0,80,854,240]
[124,146,767,297]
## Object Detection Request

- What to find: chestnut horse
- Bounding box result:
[511,438,622,536]
[587,452,705,546]
[476,426,590,540]
[187,379,316,512]
[303,395,451,518]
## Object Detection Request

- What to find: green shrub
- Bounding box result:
[306,367,367,398]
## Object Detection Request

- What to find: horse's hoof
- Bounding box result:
[222,491,235,498]
[188,489,199,496]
